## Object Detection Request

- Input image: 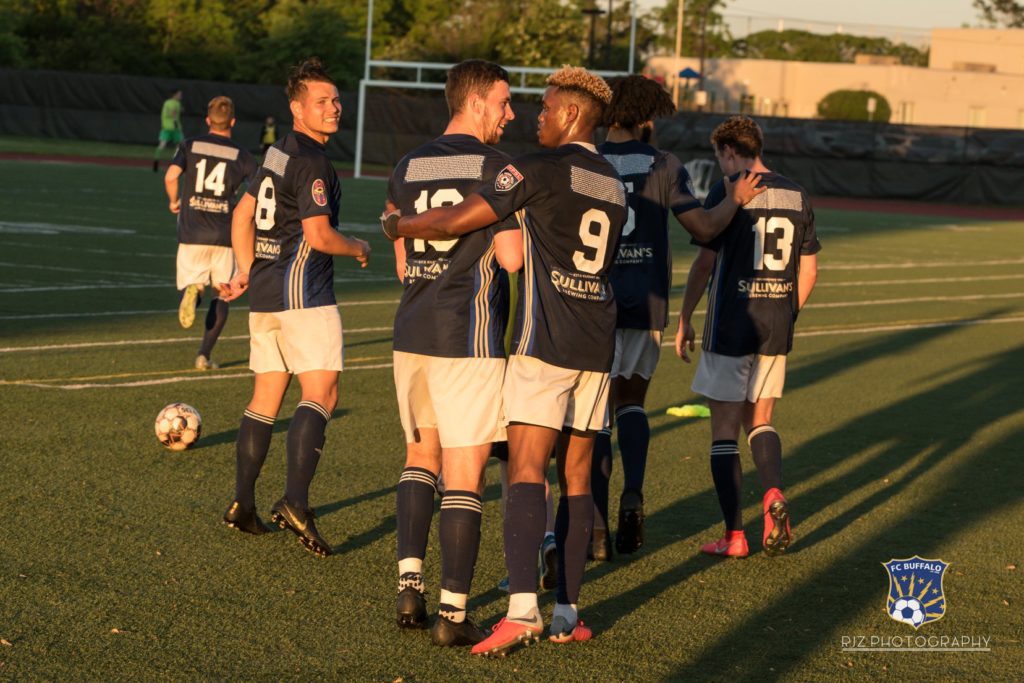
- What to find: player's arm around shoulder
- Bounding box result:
[677,171,763,243]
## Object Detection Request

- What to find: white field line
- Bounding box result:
[7,316,1024,391]
[671,258,1024,275]
[0,299,401,320]
[816,274,1024,288]
[0,327,394,354]
[0,274,397,293]
[0,261,164,280]
[810,292,1023,308]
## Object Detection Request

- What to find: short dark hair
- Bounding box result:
[286,57,335,102]
[603,75,675,129]
[710,115,764,158]
[207,96,234,130]
[445,60,510,117]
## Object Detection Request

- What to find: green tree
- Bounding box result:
[732,29,926,66]
[651,0,732,59]
[974,0,1024,26]
[146,0,238,80]
[817,89,891,123]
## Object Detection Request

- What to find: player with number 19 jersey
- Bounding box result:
[171,134,257,246]
[388,135,517,358]
[695,173,821,356]
[476,143,627,373]
[245,131,342,313]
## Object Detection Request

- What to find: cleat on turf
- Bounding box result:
[395,586,428,629]
[223,500,268,535]
[471,615,542,657]
[701,532,749,558]
[269,497,332,557]
[762,488,792,556]
[615,491,645,555]
[549,617,592,644]
[431,615,488,647]
[540,535,558,590]
[195,354,219,370]
[588,527,612,562]
[178,284,200,329]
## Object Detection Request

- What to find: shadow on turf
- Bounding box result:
[661,342,1024,679]
[197,408,350,448]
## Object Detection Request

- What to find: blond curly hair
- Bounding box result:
[547,66,612,106]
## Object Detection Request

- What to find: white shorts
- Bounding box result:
[503,355,610,433]
[611,329,662,380]
[176,243,235,291]
[691,350,786,403]
[393,352,506,448]
[249,306,344,374]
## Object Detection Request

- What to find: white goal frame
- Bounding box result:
[355,0,639,178]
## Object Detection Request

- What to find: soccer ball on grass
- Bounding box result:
[155,403,202,451]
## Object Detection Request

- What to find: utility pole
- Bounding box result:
[672,0,685,108]
[582,6,606,69]
[605,0,613,69]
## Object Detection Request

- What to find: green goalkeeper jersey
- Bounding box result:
[161,98,182,130]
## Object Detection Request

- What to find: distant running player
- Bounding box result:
[593,76,763,559]
[164,95,257,369]
[154,89,183,172]
[677,115,820,558]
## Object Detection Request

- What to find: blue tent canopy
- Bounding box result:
[678,67,701,79]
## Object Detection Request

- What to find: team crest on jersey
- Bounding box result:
[311,178,327,207]
[883,556,948,629]
[494,164,523,192]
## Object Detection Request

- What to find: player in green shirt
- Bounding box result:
[153,89,183,172]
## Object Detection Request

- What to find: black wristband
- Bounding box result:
[380,212,400,241]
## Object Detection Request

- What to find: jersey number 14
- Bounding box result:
[194,158,227,196]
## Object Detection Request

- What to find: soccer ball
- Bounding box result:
[155,403,202,451]
[890,597,925,627]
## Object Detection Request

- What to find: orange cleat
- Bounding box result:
[762,488,792,556]
[471,615,543,657]
[700,531,749,558]
[549,618,592,644]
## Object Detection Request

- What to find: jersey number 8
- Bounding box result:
[255,176,276,231]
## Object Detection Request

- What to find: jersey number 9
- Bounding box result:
[573,208,612,275]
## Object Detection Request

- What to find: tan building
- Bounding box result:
[647,28,1024,129]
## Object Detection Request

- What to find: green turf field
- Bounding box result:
[0,158,1021,681]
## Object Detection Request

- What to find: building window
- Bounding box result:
[968,106,987,128]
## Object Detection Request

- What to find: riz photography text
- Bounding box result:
[842,635,991,650]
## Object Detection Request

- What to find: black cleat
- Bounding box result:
[431,615,487,647]
[615,491,645,555]
[396,586,428,629]
[223,500,269,535]
[270,497,332,557]
[588,527,613,562]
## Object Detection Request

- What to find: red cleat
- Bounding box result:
[762,488,792,556]
[549,618,592,644]
[700,531,749,558]
[471,616,543,657]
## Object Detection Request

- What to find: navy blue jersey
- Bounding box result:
[599,140,700,330]
[387,134,517,358]
[171,134,257,246]
[694,172,821,356]
[245,132,342,313]
[477,143,627,373]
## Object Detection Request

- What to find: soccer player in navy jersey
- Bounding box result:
[385,59,521,647]
[164,96,257,370]
[593,76,763,559]
[383,66,629,655]
[676,115,820,558]
[220,58,371,557]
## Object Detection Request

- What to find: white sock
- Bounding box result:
[439,589,468,623]
[508,592,539,622]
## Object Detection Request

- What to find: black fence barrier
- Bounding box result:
[2,68,1022,204]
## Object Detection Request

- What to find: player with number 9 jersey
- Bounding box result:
[245,130,342,313]
[476,146,627,373]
